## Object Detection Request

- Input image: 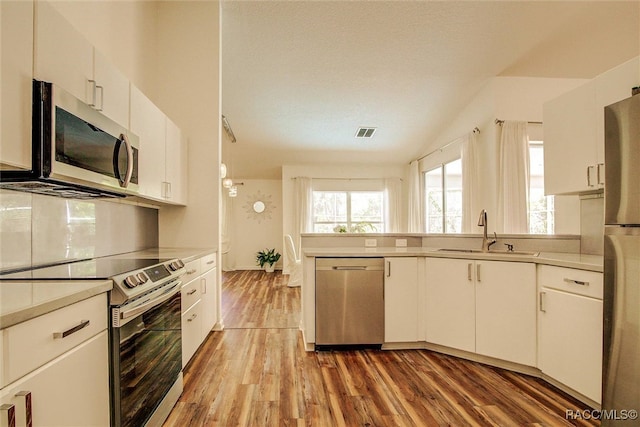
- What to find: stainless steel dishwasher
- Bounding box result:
[315,257,384,350]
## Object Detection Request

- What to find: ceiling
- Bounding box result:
[221,1,639,179]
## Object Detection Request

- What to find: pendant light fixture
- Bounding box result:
[221,115,239,197]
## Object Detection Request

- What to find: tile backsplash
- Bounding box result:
[580,193,604,255]
[0,189,158,271]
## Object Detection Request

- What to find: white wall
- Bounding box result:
[154,1,221,252]
[418,76,587,235]
[225,179,283,270]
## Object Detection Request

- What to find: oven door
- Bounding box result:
[110,283,182,427]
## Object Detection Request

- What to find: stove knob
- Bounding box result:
[136,272,148,284]
[176,260,185,269]
[167,262,177,272]
[124,275,139,288]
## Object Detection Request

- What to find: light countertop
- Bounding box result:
[0,247,216,329]
[113,247,216,263]
[0,279,112,329]
[302,247,603,272]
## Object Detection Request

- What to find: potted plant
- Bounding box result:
[256,248,281,273]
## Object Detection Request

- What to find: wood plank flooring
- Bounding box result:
[164,270,599,426]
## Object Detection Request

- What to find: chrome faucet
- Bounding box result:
[478,209,497,252]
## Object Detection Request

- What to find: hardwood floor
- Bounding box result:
[164,270,598,426]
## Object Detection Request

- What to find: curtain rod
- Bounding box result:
[495,119,543,125]
[291,177,403,181]
[412,126,480,164]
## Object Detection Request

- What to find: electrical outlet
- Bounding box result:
[365,239,377,247]
[395,239,407,247]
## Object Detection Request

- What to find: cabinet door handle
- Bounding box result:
[206,260,215,265]
[96,85,104,111]
[0,404,16,427]
[476,264,481,282]
[202,278,207,294]
[15,391,32,427]
[539,291,546,312]
[564,278,589,286]
[53,319,90,339]
[186,269,197,275]
[586,165,596,187]
[597,163,604,186]
[87,79,97,107]
[187,313,198,322]
[467,263,472,281]
[386,261,391,277]
[187,288,197,295]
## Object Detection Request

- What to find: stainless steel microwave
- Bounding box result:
[0,80,138,198]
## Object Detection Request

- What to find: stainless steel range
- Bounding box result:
[1,256,186,427]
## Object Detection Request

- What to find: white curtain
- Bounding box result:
[384,177,402,232]
[461,131,481,233]
[497,121,530,233]
[407,160,424,232]
[293,176,313,258]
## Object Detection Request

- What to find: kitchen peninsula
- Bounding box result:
[300,233,603,409]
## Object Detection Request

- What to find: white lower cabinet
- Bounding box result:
[200,267,217,340]
[0,330,109,427]
[538,265,603,403]
[384,257,418,343]
[425,258,536,366]
[425,258,475,352]
[180,252,217,367]
[181,300,203,368]
[475,261,536,366]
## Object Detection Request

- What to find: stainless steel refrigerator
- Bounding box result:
[603,93,640,425]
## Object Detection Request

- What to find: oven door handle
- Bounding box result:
[120,281,182,320]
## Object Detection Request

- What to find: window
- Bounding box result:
[424,158,462,233]
[313,191,384,233]
[529,141,554,234]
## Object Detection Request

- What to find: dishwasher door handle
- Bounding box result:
[332,266,368,270]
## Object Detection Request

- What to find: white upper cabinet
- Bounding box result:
[34,1,93,104]
[131,85,166,201]
[544,57,640,195]
[544,80,597,195]
[34,1,130,128]
[93,50,130,127]
[131,87,187,205]
[164,117,188,205]
[0,0,33,169]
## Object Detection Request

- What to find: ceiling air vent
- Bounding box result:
[355,127,376,138]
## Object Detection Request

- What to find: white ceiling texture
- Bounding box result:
[221,1,639,179]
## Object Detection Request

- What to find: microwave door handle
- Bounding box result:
[121,134,134,187]
[113,134,134,188]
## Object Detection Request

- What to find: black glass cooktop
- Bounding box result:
[0,258,172,280]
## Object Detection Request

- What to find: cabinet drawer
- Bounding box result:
[2,293,108,387]
[181,301,202,368]
[538,265,603,299]
[182,259,201,284]
[201,253,216,272]
[181,279,201,313]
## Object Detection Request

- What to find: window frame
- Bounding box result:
[424,157,462,234]
[528,140,554,234]
[312,190,385,233]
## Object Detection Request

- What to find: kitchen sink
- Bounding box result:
[435,248,539,257]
